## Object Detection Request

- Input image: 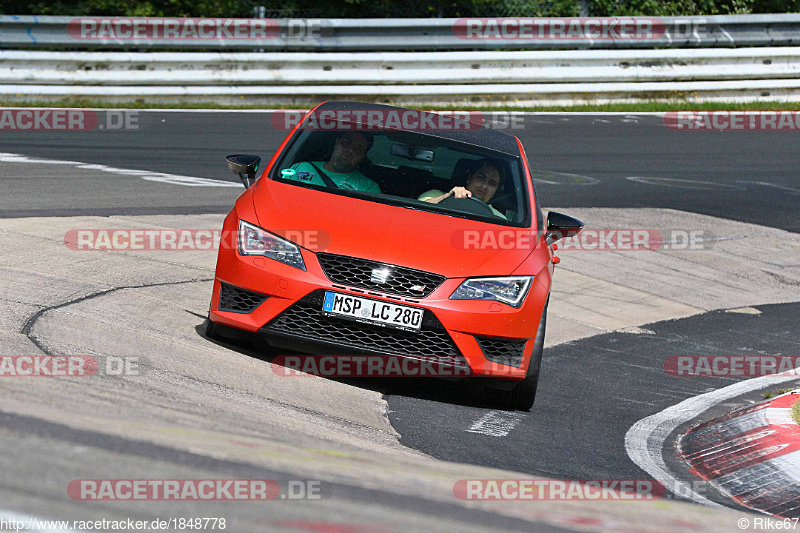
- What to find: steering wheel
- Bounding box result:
[438,194,496,217]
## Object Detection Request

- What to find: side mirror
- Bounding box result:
[545,211,584,245]
[226,154,261,188]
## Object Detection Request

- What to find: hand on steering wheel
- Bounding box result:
[438,190,495,216]
[447,187,489,205]
[447,186,472,199]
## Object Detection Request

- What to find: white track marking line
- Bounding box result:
[0,153,84,165]
[625,176,747,190]
[625,370,800,507]
[0,152,241,188]
[140,175,241,187]
[0,507,82,533]
[736,180,800,196]
[467,410,524,437]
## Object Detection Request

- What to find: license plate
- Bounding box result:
[322,291,423,332]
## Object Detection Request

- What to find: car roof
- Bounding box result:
[313,101,522,156]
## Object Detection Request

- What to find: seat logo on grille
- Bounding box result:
[370,267,391,284]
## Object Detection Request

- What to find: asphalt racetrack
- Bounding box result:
[1,110,799,532]
[2,111,798,232]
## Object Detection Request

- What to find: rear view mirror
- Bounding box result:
[226,154,261,188]
[545,211,584,245]
[390,143,434,162]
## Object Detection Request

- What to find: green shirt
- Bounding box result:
[283,162,381,194]
[418,189,507,220]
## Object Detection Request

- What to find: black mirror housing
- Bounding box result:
[545,211,584,245]
[226,154,261,188]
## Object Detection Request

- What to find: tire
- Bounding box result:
[204,317,222,340]
[488,298,548,411]
[204,316,237,342]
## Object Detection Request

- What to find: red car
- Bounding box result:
[206,102,583,410]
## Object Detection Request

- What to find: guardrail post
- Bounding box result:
[253,6,266,53]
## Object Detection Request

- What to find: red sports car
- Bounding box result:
[206,101,583,410]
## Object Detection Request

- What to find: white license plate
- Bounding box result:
[322,291,423,331]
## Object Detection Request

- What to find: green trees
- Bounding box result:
[586,0,800,15]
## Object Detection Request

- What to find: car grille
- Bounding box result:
[262,290,467,366]
[218,282,268,314]
[317,253,445,298]
[475,336,527,368]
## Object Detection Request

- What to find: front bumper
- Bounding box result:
[210,236,549,380]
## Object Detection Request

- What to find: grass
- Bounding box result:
[434,101,800,112]
[763,388,793,400]
[3,98,800,112]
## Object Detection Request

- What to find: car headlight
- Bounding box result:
[238,220,306,271]
[450,276,532,308]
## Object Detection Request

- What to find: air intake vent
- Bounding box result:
[218,283,268,314]
[475,336,527,368]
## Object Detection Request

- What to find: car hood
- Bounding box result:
[252,180,535,279]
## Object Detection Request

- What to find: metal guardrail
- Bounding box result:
[2,48,800,105]
[2,14,800,50]
[3,48,799,85]
[2,15,800,105]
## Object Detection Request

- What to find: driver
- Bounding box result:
[284,131,381,193]
[418,158,506,219]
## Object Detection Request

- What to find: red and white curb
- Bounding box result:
[680,390,800,517]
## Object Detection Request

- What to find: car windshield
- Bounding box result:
[271,127,530,227]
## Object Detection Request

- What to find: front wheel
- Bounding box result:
[204,315,239,342]
[204,316,224,340]
[497,366,541,411]
[487,298,548,411]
